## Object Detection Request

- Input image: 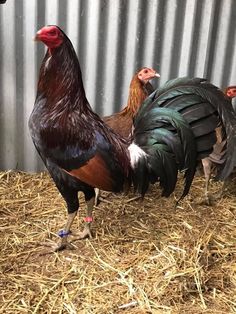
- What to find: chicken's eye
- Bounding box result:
[48,30,56,36]
[144,69,148,74]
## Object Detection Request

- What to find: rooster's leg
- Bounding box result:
[201,158,212,205]
[44,190,94,251]
[54,197,94,250]
[40,210,78,253]
[52,188,81,251]
[56,211,78,250]
[70,196,94,241]
[39,178,81,252]
[80,196,94,239]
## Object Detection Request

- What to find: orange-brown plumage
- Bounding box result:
[103,68,159,138]
[66,154,114,191]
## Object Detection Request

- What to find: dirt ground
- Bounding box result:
[0,171,236,313]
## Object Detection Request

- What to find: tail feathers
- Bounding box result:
[132,76,236,196]
[148,146,178,197]
[143,144,194,199]
[196,132,217,154]
[128,142,178,197]
[190,115,219,138]
[135,129,184,168]
[180,102,217,124]
[134,93,158,125]
[132,107,198,198]
[129,141,179,197]
[180,165,196,200]
[144,144,179,197]
[131,153,150,196]
[134,108,197,174]
[144,77,236,180]
[153,77,206,99]
[190,83,236,180]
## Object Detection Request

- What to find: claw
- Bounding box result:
[71,225,93,241]
[39,225,93,254]
[196,194,213,206]
[39,238,76,254]
[53,241,75,251]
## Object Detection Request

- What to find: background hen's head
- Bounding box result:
[137,67,160,84]
[225,86,236,99]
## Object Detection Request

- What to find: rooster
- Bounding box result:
[29,25,236,251]
[201,85,236,204]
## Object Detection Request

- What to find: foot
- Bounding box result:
[71,225,92,241]
[196,194,214,206]
[39,225,92,254]
[39,238,75,254]
[53,240,75,251]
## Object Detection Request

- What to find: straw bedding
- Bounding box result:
[0,170,236,313]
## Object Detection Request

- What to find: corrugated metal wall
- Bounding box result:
[0,0,236,171]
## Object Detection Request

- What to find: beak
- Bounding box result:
[155,72,160,78]
[34,30,41,41]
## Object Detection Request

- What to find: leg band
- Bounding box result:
[84,216,93,223]
[58,230,71,238]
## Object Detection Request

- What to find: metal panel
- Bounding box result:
[23,0,38,170]
[0,0,236,171]
[0,1,16,169]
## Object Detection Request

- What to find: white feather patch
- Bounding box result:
[128,143,147,169]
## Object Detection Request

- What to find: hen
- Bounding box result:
[95,67,159,204]
[103,67,159,138]
[201,85,236,204]
[29,26,236,251]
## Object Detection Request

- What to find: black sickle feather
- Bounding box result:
[141,77,236,181]
[133,107,197,199]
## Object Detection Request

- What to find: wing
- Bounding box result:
[29,95,130,192]
[43,130,129,192]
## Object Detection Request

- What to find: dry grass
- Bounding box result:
[0,170,236,313]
